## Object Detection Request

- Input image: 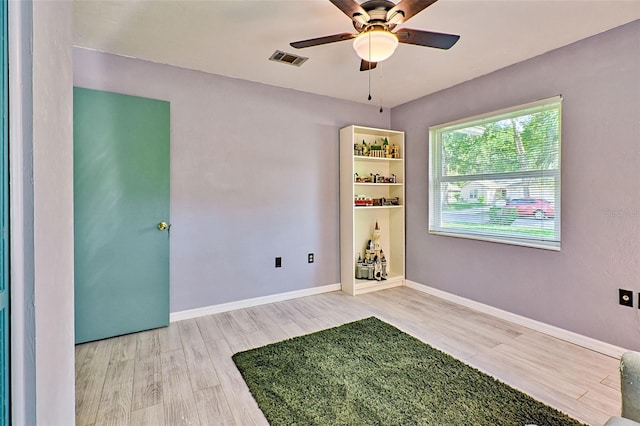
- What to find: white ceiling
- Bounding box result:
[74,0,640,108]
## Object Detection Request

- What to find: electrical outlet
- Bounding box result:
[275,257,282,268]
[619,289,633,307]
[308,253,314,263]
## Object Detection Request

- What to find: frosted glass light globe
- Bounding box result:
[353,30,399,62]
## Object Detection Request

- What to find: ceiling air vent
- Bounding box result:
[269,50,308,67]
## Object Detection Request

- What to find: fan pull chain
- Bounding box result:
[368,32,372,101]
[379,65,383,113]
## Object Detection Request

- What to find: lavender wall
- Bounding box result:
[392,20,640,350]
[74,48,389,312]
[32,1,76,423]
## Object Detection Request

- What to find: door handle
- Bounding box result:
[157,222,169,231]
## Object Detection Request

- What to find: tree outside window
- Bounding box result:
[429,97,561,250]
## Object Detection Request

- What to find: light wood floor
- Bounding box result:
[76,287,621,426]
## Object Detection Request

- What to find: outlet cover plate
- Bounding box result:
[619,289,633,307]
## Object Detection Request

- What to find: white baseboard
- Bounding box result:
[405,280,627,359]
[170,283,342,322]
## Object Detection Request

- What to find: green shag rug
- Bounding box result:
[232,317,585,426]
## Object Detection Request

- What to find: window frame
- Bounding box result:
[429,96,562,250]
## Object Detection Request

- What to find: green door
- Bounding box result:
[0,0,9,422]
[74,87,170,344]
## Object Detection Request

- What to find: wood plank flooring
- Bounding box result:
[76,287,622,425]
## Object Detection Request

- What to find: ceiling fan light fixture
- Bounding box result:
[353,29,398,62]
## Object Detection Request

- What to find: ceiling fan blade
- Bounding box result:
[359,59,378,72]
[387,0,439,24]
[396,28,460,49]
[290,33,357,49]
[329,0,370,23]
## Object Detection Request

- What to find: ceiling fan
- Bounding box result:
[290,0,460,71]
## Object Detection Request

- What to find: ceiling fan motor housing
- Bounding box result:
[352,0,401,32]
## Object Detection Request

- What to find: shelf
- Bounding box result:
[354,183,403,186]
[354,272,403,286]
[340,124,405,297]
[354,155,402,162]
[354,205,403,210]
[353,274,404,295]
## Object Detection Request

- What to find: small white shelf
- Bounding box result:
[353,273,404,295]
[340,125,405,296]
[354,183,403,186]
[354,271,404,286]
[354,205,403,210]
[354,155,403,162]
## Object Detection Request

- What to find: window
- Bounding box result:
[429,96,561,250]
